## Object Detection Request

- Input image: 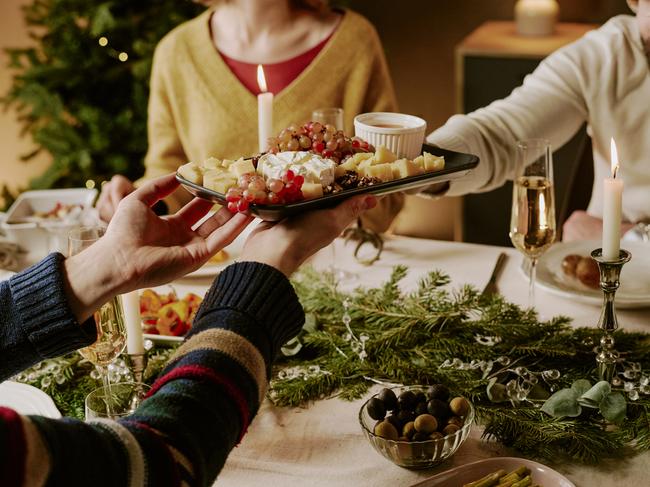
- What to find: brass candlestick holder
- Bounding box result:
[591,248,632,382]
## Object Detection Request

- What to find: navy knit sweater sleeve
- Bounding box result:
[0,261,305,486]
[1,253,97,381]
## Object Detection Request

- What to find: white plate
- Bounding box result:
[533,241,650,309]
[0,381,61,418]
[411,457,575,487]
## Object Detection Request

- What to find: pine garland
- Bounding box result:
[270,266,650,464]
[15,266,650,464]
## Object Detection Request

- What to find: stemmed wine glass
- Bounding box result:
[509,139,557,307]
[311,107,344,132]
[311,108,358,283]
[68,226,127,414]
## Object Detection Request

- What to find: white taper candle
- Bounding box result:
[122,290,145,354]
[257,65,273,154]
[602,138,624,261]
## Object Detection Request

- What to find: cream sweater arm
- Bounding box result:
[427,35,594,197]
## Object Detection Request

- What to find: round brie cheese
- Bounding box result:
[257,151,336,187]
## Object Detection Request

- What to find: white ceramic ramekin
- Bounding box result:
[354,112,427,160]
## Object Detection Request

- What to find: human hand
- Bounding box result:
[104,173,253,289]
[562,210,634,242]
[96,175,136,222]
[64,174,252,322]
[241,195,378,276]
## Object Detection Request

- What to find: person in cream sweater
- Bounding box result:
[96,0,403,233]
[426,0,650,242]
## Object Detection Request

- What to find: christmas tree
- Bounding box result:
[2,0,204,206]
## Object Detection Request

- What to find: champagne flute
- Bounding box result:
[68,226,127,414]
[509,139,556,306]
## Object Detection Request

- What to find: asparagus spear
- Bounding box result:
[511,475,532,487]
[463,469,507,487]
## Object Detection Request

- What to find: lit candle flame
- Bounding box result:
[256,64,268,93]
[610,137,619,179]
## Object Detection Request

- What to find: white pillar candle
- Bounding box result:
[602,138,624,260]
[257,64,273,153]
[122,290,145,354]
[515,0,559,36]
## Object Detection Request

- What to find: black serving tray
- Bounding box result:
[176,143,479,221]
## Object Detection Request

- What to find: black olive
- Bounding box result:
[426,384,450,401]
[397,390,417,410]
[367,397,387,421]
[427,398,450,419]
[378,388,398,411]
[414,391,427,404]
[415,402,428,416]
[386,414,401,430]
[397,409,415,424]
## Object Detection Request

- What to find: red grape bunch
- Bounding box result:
[267,121,374,164]
[225,170,305,213]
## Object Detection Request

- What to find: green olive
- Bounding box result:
[449,397,470,417]
[402,421,416,440]
[374,420,399,440]
[429,432,444,441]
[414,414,438,434]
[447,416,464,427]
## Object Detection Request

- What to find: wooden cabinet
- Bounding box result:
[456,21,597,246]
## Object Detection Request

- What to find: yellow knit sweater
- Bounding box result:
[141,8,403,232]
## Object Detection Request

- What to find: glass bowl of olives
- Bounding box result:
[358,385,474,469]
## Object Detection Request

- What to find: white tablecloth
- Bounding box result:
[169,236,650,487]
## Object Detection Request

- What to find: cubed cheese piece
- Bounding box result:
[365,163,394,181]
[357,156,378,171]
[177,162,203,184]
[335,157,360,177]
[203,170,237,194]
[350,152,374,165]
[374,145,397,164]
[201,157,221,170]
[229,159,256,178]
[391,159,424,179]
[423,152,445,172]
[412,155,425,169]
[301,182,324,200]
[221,158,237,168]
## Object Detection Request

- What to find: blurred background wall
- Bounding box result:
[0,0,632,206]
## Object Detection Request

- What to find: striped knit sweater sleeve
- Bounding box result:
[1,253,98,381]
[0,261,305,486]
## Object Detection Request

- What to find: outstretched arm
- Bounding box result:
[1,194,377,486]
[427,34,593,197]
[1,174,252,381]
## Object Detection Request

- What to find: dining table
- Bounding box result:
[160,233,650,487]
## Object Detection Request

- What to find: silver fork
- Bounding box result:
[481,252,508,297]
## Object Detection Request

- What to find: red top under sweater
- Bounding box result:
[220,34,332,95]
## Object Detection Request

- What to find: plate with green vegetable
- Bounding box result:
[409,457,574,487]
